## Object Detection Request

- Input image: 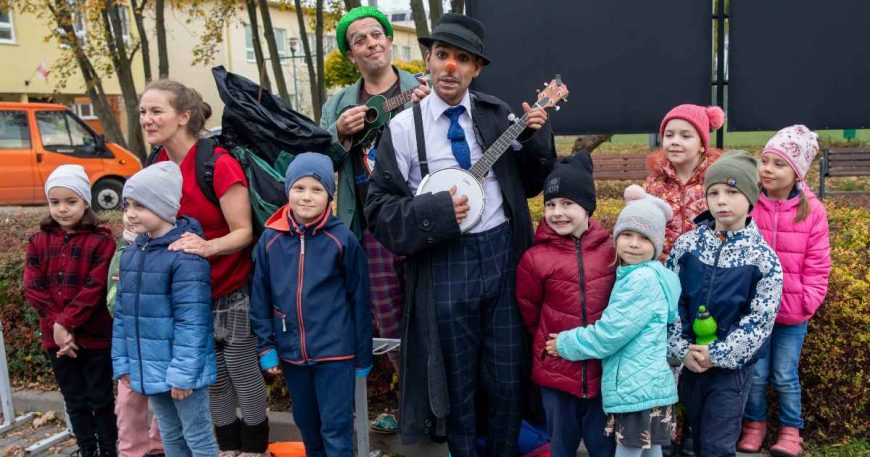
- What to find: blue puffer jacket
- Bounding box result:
[556,260,681,414]
[112,216,216,395]
[250,206,372,370]
[666,213,783,369]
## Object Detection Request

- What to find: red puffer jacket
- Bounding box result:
[517,218,616,399]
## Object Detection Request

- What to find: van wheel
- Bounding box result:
[92,178,124,211]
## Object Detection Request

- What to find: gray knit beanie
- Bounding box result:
[614,185,674,260]
[123,162,183,222]
[705,149,760,207]
[44,164,92,204]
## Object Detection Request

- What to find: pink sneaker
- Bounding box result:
[736,420,766,453]
[770,426,803,457]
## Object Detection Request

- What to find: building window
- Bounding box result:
[75,102,96,120]
[324,35,336,54]
[402,45,411,61]
[390,13,407,22]
[246,26,289,64]
[0,9,15,44]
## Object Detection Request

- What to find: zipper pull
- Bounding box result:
[282,318,287,332]
[300,234,305,255]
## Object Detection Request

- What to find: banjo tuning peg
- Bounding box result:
[554,106,561,112]
[508,113,517,122]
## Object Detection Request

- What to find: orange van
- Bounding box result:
[0,102,142,211]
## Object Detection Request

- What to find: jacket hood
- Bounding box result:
[264,204,340,235]
[534,217,611,250]
[134,215,203,248]
[645,148,724,181]
[620,261,681,315]
[757,187,818,212]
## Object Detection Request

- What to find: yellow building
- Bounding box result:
[0,4,145,134]
[149,2,422,125]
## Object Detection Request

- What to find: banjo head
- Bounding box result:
[416,168,485,233]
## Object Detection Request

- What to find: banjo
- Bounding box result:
[415,76,569,233]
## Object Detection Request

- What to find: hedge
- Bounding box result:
[0,200,866,443]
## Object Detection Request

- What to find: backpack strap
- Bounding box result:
[413,103,428,176]
[145,144,162,167]
[194,136,225,207]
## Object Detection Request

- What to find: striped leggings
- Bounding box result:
[209,287,268,428]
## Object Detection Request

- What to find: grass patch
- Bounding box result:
[806,438,870,457]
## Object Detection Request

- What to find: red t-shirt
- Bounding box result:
[157,144,251,298]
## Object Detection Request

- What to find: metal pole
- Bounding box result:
[715,0,727,149]
[25,411,72,454]
[0,322,36,435]
[290,45,300,110]
[355,338,401,457]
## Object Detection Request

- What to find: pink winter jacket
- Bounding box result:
[750,189,831,325]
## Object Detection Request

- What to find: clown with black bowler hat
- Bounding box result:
[364,12,556,457]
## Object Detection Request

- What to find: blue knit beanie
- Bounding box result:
[284,153,335,199]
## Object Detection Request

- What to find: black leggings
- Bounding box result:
[48,347,118,454]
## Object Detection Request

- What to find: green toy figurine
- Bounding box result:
[693,305,718,345]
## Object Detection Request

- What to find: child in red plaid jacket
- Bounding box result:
[23,165,118,457]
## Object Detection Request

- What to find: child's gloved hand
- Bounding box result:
[356,366,372,378]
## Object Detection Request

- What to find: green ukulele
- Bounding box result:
[339,72,429,149]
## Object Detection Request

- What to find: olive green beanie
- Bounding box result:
[336,6,394,57]
[704,149,760,207]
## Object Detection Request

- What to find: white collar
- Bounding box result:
[428,90,473,123]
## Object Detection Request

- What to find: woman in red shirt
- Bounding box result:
[139,80,268,457]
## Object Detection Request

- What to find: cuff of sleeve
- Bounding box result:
[259,348,279,370]
[555,332,578,362]
[708,342,732,369]
[54,315,76,331]
[356,365,372,378]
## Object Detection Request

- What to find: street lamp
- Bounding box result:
[288,37,300,110]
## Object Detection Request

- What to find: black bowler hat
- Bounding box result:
[418,13,490,65]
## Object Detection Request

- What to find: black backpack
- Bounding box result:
[144,136,224,207]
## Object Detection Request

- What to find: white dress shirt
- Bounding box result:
[387,90,507,233]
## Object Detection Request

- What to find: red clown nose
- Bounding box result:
[445,59,457,73]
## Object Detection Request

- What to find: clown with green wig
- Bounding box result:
[320,5,430,435]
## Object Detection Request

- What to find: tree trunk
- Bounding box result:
[258,0,290,102]
[410,0,429,57]
[428,0,443,29]
[343,0,361,11]
[49,0,126,147]
[450,0,465,14]
[156,0,168,78]
[103,0,146,160]
[314,0,325,120]
[294,0,320,120]
[572,135,611,154]
[130,0,152,83]
[245,0,272,94]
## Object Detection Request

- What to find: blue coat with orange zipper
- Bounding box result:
[250,205,373,371]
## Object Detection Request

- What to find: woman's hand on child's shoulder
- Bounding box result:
[546,333,562,358]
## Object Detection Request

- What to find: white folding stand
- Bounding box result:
[0,322,36,435]
[355,337,401,457]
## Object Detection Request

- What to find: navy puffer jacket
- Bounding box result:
[112,216,216,394]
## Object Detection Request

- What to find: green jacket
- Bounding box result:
[320,67,422,239]
[106,237,130,317]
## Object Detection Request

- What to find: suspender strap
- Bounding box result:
[413,103,429,176]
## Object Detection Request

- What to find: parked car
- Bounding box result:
[0,102,141,211]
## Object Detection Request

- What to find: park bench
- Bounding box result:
[592,153,648,181]
[819,148,870,198]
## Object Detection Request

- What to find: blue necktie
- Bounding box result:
[443,106,471,170]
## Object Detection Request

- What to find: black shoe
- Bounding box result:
[662,442,676,457]
[70,447,98,457]
[239,419,270,453]
[679,436,696,456]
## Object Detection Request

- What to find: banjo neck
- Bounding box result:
[468,112,531,182]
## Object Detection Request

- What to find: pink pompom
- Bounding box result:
[706,106,725,130]
[624,184,646,202]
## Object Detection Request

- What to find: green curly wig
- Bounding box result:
[336,6,394,57]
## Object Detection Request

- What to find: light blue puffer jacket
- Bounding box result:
[556,260,680,414]
[111,216,216,395]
